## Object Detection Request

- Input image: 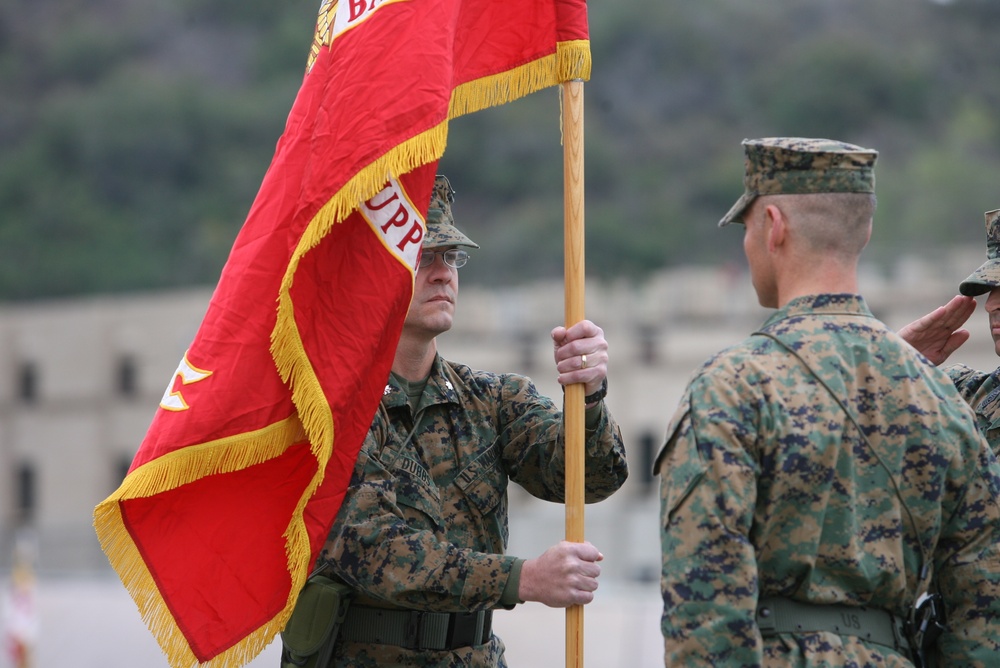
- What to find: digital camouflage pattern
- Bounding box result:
[320,354,627,667]
[719,137,878,226]
[944,363,1000,454]
[656,294,1000,667]
[959,209,1000,296]
[424,175,479,249]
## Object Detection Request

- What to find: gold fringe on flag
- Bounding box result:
[449,41,592,118]
[93,417,307,668]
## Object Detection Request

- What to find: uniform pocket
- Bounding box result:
[455,438,507,516]
[393,454,444,528]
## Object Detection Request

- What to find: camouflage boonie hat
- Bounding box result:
[424,175,479,249]
[959,209,1000,296]
[719,137,879,226]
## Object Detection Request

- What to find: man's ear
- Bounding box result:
[764,204,786,252]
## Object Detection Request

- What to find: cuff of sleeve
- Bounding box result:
[584,402,604,431]
[500,558,525,607]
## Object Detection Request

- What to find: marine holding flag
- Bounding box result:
[310,176,628,667]
[94,0,602,664]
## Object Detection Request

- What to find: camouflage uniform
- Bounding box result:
[941,209,1000,454]
[658,139,1000,667]
[656,294,1000,666]
[941,364,1000,453]
[320,355,626,667]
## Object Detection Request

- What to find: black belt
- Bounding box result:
[340,605,492,651]
[757,597,910,654]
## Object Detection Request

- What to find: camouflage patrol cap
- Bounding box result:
[959,209,1000,296]
[719,137,879,226]
[424,175,479,249]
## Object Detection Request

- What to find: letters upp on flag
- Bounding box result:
[92,0,591,666]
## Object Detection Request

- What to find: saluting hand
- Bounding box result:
[897,295,976,365]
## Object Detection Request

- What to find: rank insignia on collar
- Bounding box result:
[383,384,393,396]
[445,380,453,391]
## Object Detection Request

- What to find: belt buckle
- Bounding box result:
[446,612,481,649]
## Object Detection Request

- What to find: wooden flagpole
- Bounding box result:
[561,78,586,668]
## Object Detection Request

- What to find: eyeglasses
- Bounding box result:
[417,248,469,270]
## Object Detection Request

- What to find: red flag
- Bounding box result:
[93,0,591,666]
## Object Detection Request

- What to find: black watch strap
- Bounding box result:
[584,378,608,405]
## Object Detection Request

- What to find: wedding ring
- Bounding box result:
[581,354,588,369]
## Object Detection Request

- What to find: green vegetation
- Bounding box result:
[2,0,1000,299]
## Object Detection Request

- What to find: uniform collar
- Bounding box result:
[380,354,462,411]
[763,293,872,328]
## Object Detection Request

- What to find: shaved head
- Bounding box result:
[766,193,876,261]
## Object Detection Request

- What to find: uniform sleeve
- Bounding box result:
[499,375,627,503]
[933,444,1000,666]
[942,363,986,403]
[658,376,762,666]
[321,432,520,612]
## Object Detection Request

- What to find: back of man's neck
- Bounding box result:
[775,261,859,308]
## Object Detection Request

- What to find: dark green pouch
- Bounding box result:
[280,575,353,668]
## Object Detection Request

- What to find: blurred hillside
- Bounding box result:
[2,0,1000,300]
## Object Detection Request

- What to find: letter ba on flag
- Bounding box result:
[93,0,591,666]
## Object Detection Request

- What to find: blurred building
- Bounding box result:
[0,250,995,583]
[0,289,212,574]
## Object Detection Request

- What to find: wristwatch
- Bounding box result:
[584,378,608,405]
